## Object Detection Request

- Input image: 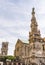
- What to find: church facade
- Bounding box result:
[14,8,45,65]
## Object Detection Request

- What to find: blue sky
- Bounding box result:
[0,0,45,55]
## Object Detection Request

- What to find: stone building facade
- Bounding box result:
[1,42,8,56]
[14,39,29,59]
[14,8,45,65]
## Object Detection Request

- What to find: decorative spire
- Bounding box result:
[32,7,35,15]
[29,8,41,43]
[31,7,36,22]
[31,7,37,29]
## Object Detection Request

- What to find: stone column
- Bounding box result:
[25,59,27,65]
[20,63,22,65]
[6,62,9,65]
[16,62,18,65]
[11,62,14,65]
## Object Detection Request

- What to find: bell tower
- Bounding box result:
[29,8,41,43]
[1,42,8,56]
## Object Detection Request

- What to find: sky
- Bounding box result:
[0,0,45,55]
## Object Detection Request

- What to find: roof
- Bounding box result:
[16,39,29,45]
